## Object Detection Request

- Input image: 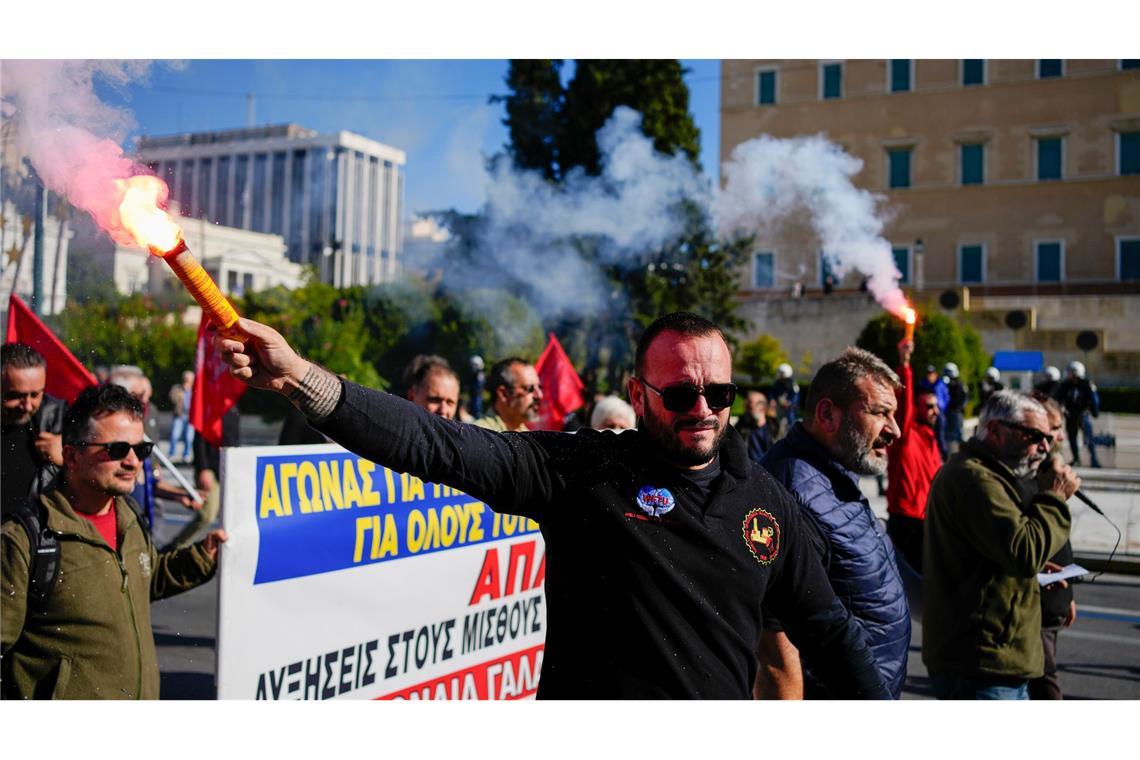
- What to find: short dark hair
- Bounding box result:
[804,347,901,418]
[487,357,530,397]
[634,312,727,377]
[2,342,46,371]
[63,383,145,446]
[402,354,457,394]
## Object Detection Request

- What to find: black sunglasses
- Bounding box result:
[80,440,155,460]
[639,379,737,413]
[997,420,1053,447]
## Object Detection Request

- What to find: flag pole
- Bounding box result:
[146,435,204,504]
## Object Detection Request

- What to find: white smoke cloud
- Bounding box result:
[716,133,907,314]
[1,59,156,245]
[463,106,711,318]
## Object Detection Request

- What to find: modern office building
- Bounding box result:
[134,124,407,288]
[720,59,1140,383]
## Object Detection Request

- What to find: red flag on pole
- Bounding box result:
[190,314,247,447]
[5,294,96,403]
[534,332,585,431]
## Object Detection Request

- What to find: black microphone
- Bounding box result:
[1073,490,1104,516]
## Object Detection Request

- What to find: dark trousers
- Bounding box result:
[1028,627,1062,700]
[887,513,924,575]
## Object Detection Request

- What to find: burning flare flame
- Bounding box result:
[115,175,183,253]
[902,306,916,326]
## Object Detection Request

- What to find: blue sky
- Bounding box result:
[97,60,721,217]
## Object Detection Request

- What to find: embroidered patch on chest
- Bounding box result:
[742,507,780,565]
[635,486,676,518]
[138,552,152,579]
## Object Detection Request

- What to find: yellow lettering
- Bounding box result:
[369,515,383,559]
[259,465,289,518]
[343,461,363,508]
[407,509,426,553]
[319,460,346,510]
[384,467,396,503]
[378,513,398,557]
[401,472,425,502]
[492,511,502,538]
[297,461,321,513]
[353,516,371,563]
[440,504,458,547]
[358,460,382,507]
[525,518,539,532]
[278,463,298,516]
[466,503,485,541]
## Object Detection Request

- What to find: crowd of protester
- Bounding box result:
[0,325,1113,700]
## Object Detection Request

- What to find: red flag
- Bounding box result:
[190,314,247,447]
[533,332,585,431]
[5,294,96,403]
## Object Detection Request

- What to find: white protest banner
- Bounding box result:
[216,443,546,700]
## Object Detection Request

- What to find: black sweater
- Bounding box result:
[317,381,889,699]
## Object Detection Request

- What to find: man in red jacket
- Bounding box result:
[886,340,943,573]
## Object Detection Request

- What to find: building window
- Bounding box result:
[1120,238,1140,281]
[197,158,212,221]
[234,155,249,228]
[226,270,239,294]
[753,251,775,289]
[179,160,194,216]
[216,155,231,227]
[961,143,985,185]
[889,60,912,93]
[271,152,286,235]
[1035,241,1063,282]
[1036,137,1063,181]
[1122,60,1140,70]
[959,244,985,283]
[252,153,268,231]
[1037,59,1063,79]
[756,68,777,105]
[821,62,843,100]
[892,247,910,284]
[962,60,986,86]
[887,147,912,189]
[242,273,254,294]
[1120,132,1140,175]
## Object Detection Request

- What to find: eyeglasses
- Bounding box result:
[79,440,155,460]
[997,420,1053,447]
[639,379,738,412]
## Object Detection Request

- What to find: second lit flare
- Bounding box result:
[116,176,240,335]
[902,306,917,342]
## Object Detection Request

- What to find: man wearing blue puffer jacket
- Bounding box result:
[756,347,911,699]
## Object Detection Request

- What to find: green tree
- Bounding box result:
[560,60,701,176]
[50,292,196,409]
[856,310,989,410]
[737,334,790,386]
[494,60,565,181]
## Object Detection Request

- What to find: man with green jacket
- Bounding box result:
[923,390,1078,700]
[1,383,226,699]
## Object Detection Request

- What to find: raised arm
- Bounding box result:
[215,318,561,517]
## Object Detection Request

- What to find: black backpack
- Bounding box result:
[5,496,150,606]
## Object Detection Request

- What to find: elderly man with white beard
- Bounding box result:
[922,390,1078,700]
[756,347,911,699]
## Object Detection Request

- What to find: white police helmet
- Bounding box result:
[1043,366,1061,382]
[776,363,793,379]
[470,355,484,371]
[943,362,960,379]
[985,367,1000,382]
[1067,360,1085,379]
